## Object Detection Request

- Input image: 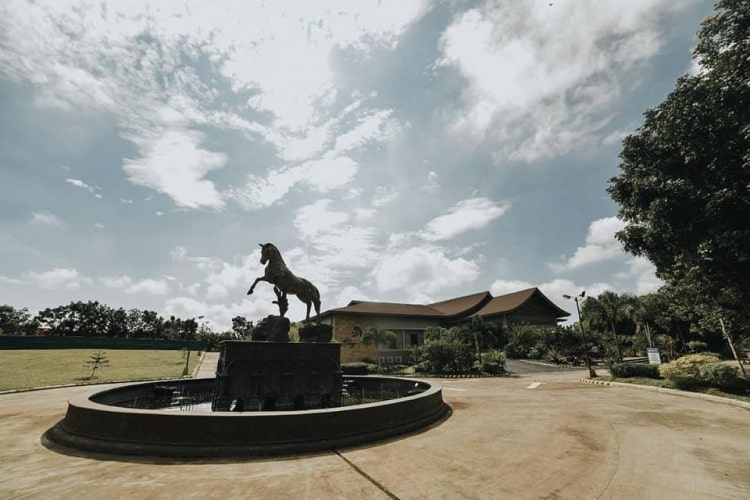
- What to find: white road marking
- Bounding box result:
[444,388,468,392]
[527,382,543,389]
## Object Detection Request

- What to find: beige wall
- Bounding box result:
[332,313,378,363]
[332,314,441,363]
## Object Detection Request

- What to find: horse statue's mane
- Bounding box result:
[247,243,321,322]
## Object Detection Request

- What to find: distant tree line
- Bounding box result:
[0,301,254,351]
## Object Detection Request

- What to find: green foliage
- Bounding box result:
[503,322,536,359]
[0,305,37,335]
[480,350,507,375]
[686,340,709,353]
[361,327,397,349]
[608,0,750,344]
[545,347,564,364]
[341,362,377,375]
[698,363,747,390]
[658,353,720,388]
[608,362,660,379]
[83,350,110,379]
[416,327,475,374]
[231,316,254,339]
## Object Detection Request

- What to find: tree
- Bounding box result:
[231,316,254,339]
[361,326,397,350]
[83,350,110,379]
[608,0,750,337]
[457,316,498,365]
[582,292,635,362]
[0,305,37,335]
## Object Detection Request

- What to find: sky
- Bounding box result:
[0,0,715,330]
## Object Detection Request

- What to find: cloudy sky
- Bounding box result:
[0,0,713,330]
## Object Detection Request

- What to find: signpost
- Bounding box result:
[647,348,661,365]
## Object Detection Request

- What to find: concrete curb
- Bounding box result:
[578,378,750,410]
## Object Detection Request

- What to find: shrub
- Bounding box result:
[699,363,747,390]
[608,362,660,379]
[545,347,564,364]
[341,362,377,375]
[658,353,720,388]
[480,350,507,375]
[503,341,528,359]
[418,339,475,373]
[686,340,709,353]
[527,347,543,359]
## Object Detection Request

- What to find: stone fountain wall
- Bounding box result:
[212,340,342,411]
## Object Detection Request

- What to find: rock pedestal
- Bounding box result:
[250,315,290,342]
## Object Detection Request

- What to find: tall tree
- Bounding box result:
[608,0,750,330]
[582,292,634,362]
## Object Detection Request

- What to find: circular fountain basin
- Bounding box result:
[46,376,449,458]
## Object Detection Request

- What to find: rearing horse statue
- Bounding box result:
[247,243,321,322]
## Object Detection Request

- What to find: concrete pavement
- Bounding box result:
[1,369,749,499]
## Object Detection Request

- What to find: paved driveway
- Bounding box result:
[1,370,748,499]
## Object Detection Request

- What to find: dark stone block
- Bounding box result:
[212,341,342,411]
[251,315,290,342]
[299,323,333,343]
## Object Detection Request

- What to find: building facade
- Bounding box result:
[318,288,570,363]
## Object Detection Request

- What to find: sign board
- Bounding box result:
[647,347,662,365]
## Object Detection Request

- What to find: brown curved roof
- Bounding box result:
[470,288,570,318]
[428,291,492,317]
[326,301,444,317]
[319,287,568,320]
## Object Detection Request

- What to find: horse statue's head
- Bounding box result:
[259,243,278,265]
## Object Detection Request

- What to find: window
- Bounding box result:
[410,333,419,346]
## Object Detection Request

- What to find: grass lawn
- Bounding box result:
[0,349,202,391]
[602,376,750,403]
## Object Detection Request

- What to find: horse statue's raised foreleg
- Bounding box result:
[247,276,266,295]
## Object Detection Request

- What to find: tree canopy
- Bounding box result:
[608,0,750,324]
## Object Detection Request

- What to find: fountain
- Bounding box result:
[45,243,449,457]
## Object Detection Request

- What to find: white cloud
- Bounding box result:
[100,275,133,289]
[124,278,169,295]
[371,187,399,207]
[333,109,395,153]
[334,286,370,308]
[25,268,91,290]
[228,155,359,210]
[371,245,480,301]
[0,275,26,286]
[439,1,689,162]
[0,1,425,210]
[164,295,277,332]
[123,129,226,210]
[420,197,510,242]
[549,217,626,272]
[620,256,663,295]
[65,178,100,197]
[489,279,533,296]
[31,212,62,227]
[294,200,350,240]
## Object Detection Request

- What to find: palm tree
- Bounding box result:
[361,327,397,365]
[458,316,498,365]
[631,295,656,348]
[584,291,632,362]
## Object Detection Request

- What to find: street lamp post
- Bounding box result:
[182,315,204,377]
[563,293,597,378]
